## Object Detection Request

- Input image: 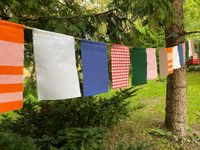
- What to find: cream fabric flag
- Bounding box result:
[146,48,157,80]
[33,29,81,100]
[159,48,168,78]
[189,39,194,57]
[172,46,181,69]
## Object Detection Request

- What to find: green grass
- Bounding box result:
[126,71,200,124]
[187,72,200,123]
[2,71,199,149]
[102,71,200,124]
[106,71,200,149]
[100,71,200,125]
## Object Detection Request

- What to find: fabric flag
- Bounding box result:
[0,20,24,112]
[189,39,194,57]
[182,43,186,63]
[167,47,173,74]
[172,46,181,69]
[178,44,184,66]
[81,40,109,96]
[111,44,130,89]
[185,42,190,62]
[159,48,168,78]
[146,48,157,80]
[33,29,81,100]
[131,48,147,86]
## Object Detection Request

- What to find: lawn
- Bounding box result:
[105,71,200,149]
[128,71,200,124]
[1,71,199,149]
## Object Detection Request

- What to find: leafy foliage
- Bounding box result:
[1,0,197,149]
[0,87,135,149]
[116,141,153,150]
[57,127,106,150]
[0,132,37,150]
[184,0,200,40]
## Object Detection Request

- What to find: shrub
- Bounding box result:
[116,141,153,150]
[0,88,135,149]
[0,132,37,150]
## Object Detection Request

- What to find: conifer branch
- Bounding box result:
[184,30,200,35]
[166,30,200,39]
[2,0,21,18]
[18,9,116,22]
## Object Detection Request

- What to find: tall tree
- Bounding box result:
[1,0,197,137]
[108,0,188,136]
[165,0,188,136]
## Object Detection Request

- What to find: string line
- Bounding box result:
[25,26,190,49]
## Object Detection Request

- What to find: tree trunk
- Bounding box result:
[164,0,188,136]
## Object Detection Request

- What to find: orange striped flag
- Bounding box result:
[166,47,173,75]
[0,20,24,113]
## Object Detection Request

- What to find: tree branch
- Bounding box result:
[166,30,200,39]
[18,9,116,22]
[184,30,200,36]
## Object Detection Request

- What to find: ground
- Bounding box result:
[104,71,200,150]
[1,71,199,150]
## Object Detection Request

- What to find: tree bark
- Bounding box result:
[164,0,188,136]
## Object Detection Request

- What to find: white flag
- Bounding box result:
[172,46,181,69]
[33,29,81,100]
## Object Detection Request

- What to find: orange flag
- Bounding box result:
[0,20,24,113]
[167,47,173,75]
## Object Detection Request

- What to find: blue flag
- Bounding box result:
[81,40,109,96]
[178,44,184,65]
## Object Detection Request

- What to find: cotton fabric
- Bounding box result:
[159,48,168,78]
[81,40,109,96]
[167,47,173,74]
[146,48,157,80]
[33,29,81,100]
[189,39,194,57]
[0,20,24,112]
[178,44,184,66]
[131,48,147,86]
[185,42,190,62]
[172,46,181,69]
[182,43,186,63]
[111,44,130,89]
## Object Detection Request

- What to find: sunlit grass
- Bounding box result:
[130,71,200,124]
[107,72,200,149]
[100,72,200,124]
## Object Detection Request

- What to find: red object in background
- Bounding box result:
[188,53,199,65]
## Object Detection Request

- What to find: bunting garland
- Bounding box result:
[0,20,24,112]
[33,29,81,100]
[178,44,184,66]
[146,48,157,80]
[185,42,190,62]
[172,46,181,69]
[0,20,198,112]
[81,40,109,96]
[167,47,173,75]
[131,48,147,86]
[159,48,168,78]
[182,43,186,63]
[189,39,194,57]
[111,44,130,89]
